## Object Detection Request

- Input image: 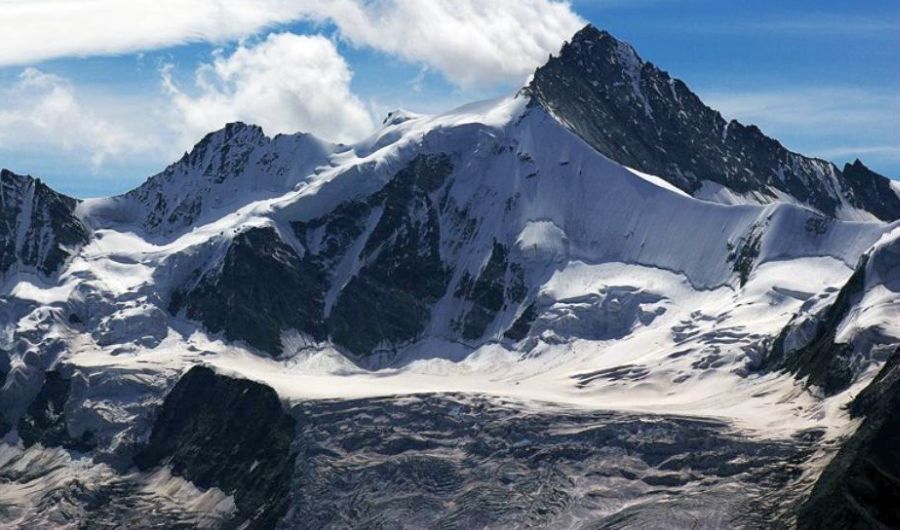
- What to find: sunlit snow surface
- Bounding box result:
[1,94,898,527]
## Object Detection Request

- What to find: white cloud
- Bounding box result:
[296,0,585,87]
[0,68,155,166]
[0,0,584,88]
[0,0,309,67]
[163,33,373,146]
[0,32,377,179]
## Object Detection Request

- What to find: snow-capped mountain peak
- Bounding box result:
[527,25,900,221]
[79,122,336,238]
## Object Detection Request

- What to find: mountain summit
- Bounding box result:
[528,25,900,221]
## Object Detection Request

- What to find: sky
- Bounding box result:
[0,0,897,198]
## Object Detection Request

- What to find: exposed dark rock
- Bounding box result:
[842,159,900,223]
[763,256,868,395]
[0,348,10,437]
[135,366,296,530]
[170,225,327,356]
[571,364,651,388]
[172,154,455,358]
[457,242,527,341]
[0,347,8,383]
[797,348,900,529]
[328,154,453,355]
[728,227,762,287]
[527,25,900,221]
[504,302,538,342]
[291,200,372,264]
[459,242,512,340]
[18,370,95,451]
[0,169,90,276]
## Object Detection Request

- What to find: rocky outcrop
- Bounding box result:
[842,159,900,223]
[17,370,96,451]
[135,366,296,529]
[326,154,453,355]
[764,223,900,396]
[797,349,900,529]
[0,169,89,276]
[170,225,327,356]
[455,241,526,341]
[763,257,869,396]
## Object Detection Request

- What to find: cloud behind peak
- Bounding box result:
[0,0,584,89]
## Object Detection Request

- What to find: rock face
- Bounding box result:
[797,351,900,529]
[455,241,526,341]
[763,256,869,396]
[173,154,455,357]
[842,159,900,222]
[0,169,89,276]
[170,225,328,356]
[765,225,900,396]
[135,366,296,529]
[527,26,900,220]
[760,227,900,526]
[17,370,96,452]
[325,154,453,355]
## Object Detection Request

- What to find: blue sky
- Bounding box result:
[0,0,896,197]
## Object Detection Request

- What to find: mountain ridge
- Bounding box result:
[527,25,900,221]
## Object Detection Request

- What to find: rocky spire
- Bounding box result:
[527,25,900,221]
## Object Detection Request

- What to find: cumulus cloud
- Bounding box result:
[0,68,155,166]
[0,0,584,88]
[163,33,373,145]
[0,33,377,178]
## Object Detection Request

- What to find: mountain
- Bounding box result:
[528,26,900,221]
[1,24,900,528]
[85,122,334,237]
[89,100,884,361]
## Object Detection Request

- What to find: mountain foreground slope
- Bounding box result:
[2,25,900,528]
